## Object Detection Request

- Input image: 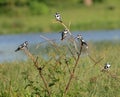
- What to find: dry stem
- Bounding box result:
[23,48,51,96]
[64,45,83,94]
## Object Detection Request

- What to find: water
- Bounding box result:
[0,30,120,63]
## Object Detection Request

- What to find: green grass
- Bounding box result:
[0,41,120,97]
[0,0,120,34]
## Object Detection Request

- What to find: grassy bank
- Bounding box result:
[0,41,120,97]
[0,0,120,34]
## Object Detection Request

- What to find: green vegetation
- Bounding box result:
[0,5,120,96]
[0,1,120,97]
[0,9,120,97]
[0,41,120,97]
[0,0,120,34]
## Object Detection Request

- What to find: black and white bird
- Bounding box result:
[75,34,88,48]
[60,29,68,40]
[15,41,28,52]
[55,12,62,23]
[104,62,111,70]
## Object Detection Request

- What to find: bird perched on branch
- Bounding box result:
[75,34,88,48]
[104,62,111,69]
[101,62,111,72]
[15,41,28,52]
[60,29,68,40]
[55,12,62,23]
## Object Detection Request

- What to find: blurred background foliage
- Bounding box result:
[0,0,105,15]
[0,0,119,34]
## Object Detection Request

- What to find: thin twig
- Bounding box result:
[66,44,77,61]
[59,22,71,35]
[38,68,50,96]
[23,48,51,96]
[40,35,61,54]
[56,18,82,95]
[65,59,71,74]
[36,39,57,49]
[64,45,83,94]
[67,37,79,54]
[58,20,79,55]
[93,57,104,66]
[88,54,96,63]
[40,35,57,47]
[83,56,104,75]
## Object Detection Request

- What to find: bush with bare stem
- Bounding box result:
[15,12,112,97]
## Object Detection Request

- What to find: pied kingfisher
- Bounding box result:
[60,29,68,40]
[76,34,88,48]
[15,41,28,52]
[104,62,111,70]
[55,12,62,23]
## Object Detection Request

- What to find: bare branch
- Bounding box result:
[23,48,51,96]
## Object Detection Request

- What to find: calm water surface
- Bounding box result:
[0,30,120,63]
